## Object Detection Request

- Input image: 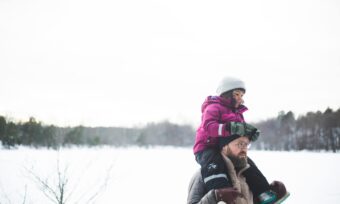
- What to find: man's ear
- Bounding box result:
[221,145,229,155]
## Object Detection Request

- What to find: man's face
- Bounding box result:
[222,136,250,168]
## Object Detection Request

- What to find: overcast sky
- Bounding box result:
[1,0,340,127]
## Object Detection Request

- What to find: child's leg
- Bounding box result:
[196,148,232,191]
[244,157,276,203]
[242,162,270,196]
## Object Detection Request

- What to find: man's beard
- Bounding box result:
[226,148,248,171]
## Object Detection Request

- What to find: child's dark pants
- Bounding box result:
[196,149,271,197]
[195,148,232,190]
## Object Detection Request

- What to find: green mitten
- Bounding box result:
[244,123,260,141]
[229,122,246,136]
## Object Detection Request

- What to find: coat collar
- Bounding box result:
[201,96,248,113]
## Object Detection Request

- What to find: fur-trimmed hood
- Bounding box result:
[220,154,253,204]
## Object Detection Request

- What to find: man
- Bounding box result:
[187,136,289,204]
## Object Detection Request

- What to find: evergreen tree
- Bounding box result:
[22,117,43,147]
[64,126,84,145]
[0,116,6,145]
[5,122,20,147]
[323,108,337,152]
[42,125,58,149]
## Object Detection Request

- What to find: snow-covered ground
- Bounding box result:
[1,147,339,204]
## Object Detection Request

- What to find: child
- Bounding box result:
[193,76,277,204]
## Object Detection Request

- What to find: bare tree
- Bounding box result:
[24,149,115,204]
[0,183,12,204]
[25,155,68,204]
[0,183,28,204]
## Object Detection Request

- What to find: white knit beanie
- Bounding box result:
[216,76,246,96]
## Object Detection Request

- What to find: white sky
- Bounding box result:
[1,0,340,127]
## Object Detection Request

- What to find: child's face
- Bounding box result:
[232,89,244,107]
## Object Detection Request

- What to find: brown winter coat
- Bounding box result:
[187,153,253,204]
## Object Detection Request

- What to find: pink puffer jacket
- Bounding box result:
[193,96,248,154]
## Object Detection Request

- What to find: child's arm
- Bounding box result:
[201,105,231,138]
[202,105,258,140]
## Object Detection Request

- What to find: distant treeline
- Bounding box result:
[0,117,195,149]
[252,107,340,152]
[1,107,339,152]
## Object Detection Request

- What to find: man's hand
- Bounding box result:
[215,187,241,204]
[270,181,287,199]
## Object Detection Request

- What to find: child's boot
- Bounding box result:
[258,190,277,204]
